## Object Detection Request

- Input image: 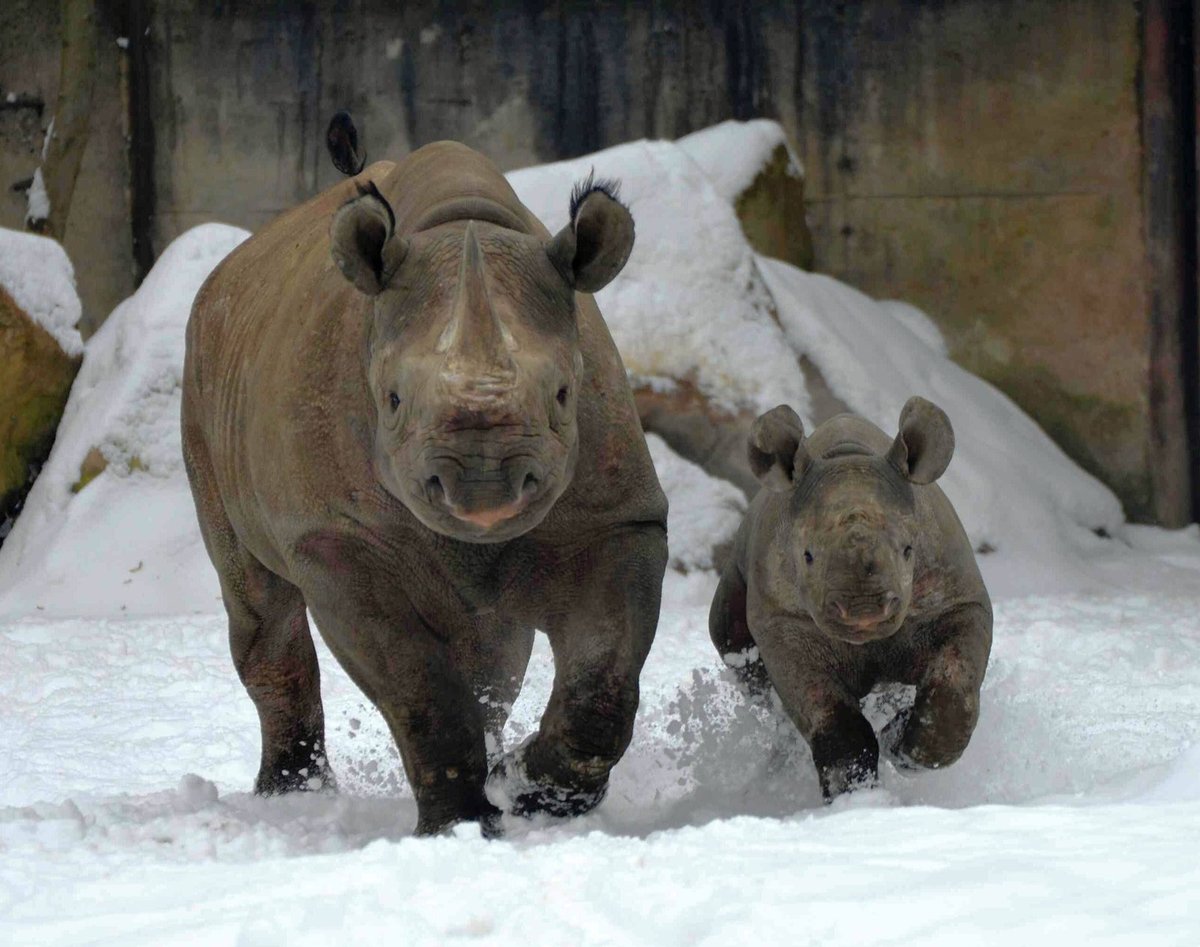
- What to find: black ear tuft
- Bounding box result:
[569,169,625,225]
[327,110,366,176]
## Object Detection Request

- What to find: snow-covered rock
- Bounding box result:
[0,227,82,357]
[0,228,84,544]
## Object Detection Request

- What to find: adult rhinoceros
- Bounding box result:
[182,139,667,835]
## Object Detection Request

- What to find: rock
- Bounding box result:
[733,143,814,270]
[0,284,81,539]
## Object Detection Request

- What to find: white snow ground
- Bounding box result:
[2,125,1199,944]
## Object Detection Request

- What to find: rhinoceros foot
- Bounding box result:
[485,744,608,819]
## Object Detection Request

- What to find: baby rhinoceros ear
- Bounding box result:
[547,174,635,294]
[748,405,813,492]
[887,396,955,485]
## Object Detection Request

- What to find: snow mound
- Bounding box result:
[508,137,808,417]
[759,260,1124,590]
[0,226,82,356]
[0,224,249,617]
[676,118,802,203]
[645,434,745,571]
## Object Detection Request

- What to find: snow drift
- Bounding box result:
[0,121,1141,616]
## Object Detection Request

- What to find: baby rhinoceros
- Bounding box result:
[709,398,992,799]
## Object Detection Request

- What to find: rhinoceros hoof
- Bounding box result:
[879,708,916,768]
[254,765,337,796]
[880,709,953,773]
[416,803,504,839]
[485,749,608,818]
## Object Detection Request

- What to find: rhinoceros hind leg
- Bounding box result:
[451,623,536,767]
[222,559,333,796]
[184,427,331,796]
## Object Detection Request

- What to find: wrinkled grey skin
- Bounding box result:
[709,398,992,799]
[182,142,667,836]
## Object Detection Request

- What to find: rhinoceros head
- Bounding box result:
[749,398,955,644]
[328,177,634,543]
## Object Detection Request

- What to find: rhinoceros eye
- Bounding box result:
[803,550,814,565]
[388,391,401,412]
[556,386,569,406]
[903,545,913,560]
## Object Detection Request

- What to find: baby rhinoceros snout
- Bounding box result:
[423,452,544,529]
[826,591,902,630]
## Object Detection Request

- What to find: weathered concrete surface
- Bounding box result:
[144,1,801,253]
[0,284,80,537]
[795,0,1166,520]
[0,0,134,334]
[0,0,1192,522]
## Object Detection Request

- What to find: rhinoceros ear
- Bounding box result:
[326,110,366,176]
[887,397,955,485]
[749,405,813,492]
[547,174,635,294]
[330,181,408,296]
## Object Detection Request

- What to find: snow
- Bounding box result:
[758,259,1125,597]
[676,118,803,203]
[3,575,1200,943]
[0,226,82,356]
[644,434,745,571]
[0,224,248,617]
[1,124,1199,944]
[508,136,809,418]
[24,168,50,227]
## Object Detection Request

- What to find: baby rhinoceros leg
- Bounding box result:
[884,603,992,771]
[803,682,881,799]
[755,628,880,799]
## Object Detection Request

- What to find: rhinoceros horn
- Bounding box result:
[440,222,517,396]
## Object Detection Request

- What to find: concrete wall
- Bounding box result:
[794,0,1168,519]
[0,0,1192,522]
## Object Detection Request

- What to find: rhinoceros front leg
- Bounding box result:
[296,539,498,836]
[487,526,667,817]
[313,600,500,836]
[754,624,879,800]
[883,603,992,771]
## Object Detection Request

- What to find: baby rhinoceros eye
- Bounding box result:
[388,391,401,412]
[803,550,814,565]
[903,545,913,560]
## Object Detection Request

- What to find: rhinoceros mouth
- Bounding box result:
[821,617,904,646]
[448,493,533,529]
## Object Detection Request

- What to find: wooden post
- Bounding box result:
[25,0,98,242]
[1142,0,1195,526]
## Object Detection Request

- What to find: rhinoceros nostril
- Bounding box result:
[521,472,539,496]
[426,475,445,504]
[882,593,900,618]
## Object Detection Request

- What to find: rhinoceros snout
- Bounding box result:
[422,454,544,528]
[827,592,901,629]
